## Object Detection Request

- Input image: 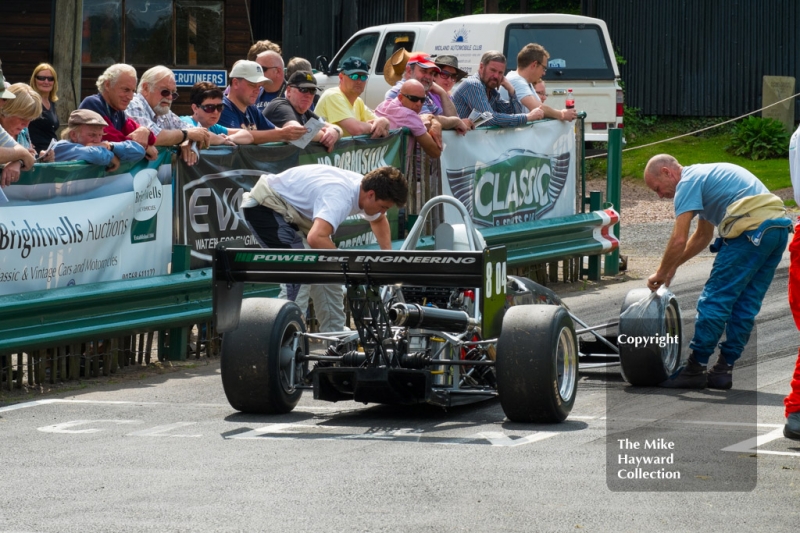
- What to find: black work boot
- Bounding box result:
[707,356,734,390]
[659,355,707,389]
[785,412,800,441]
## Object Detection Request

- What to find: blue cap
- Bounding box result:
[340,56,369,75]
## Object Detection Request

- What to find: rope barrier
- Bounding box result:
[585,92,800,160]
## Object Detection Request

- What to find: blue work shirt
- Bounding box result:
[674,163,769,227]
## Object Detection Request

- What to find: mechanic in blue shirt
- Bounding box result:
[645,154,792,389]
[218,60,306,145]
[53,109,144,171]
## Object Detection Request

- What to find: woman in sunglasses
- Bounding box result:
[181,82,253,145]
[28,63,59,153]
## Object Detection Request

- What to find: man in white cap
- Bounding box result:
[0,68,35,187]
[52,109,145,171]
[219,60,306,145]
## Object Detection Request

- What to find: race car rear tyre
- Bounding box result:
[617,288,682,386]
[221,298,306,414]
[496,305,578,423]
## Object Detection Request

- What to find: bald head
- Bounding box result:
[255,50,284,91]
[644,154,683,199]
[398,79,426,113]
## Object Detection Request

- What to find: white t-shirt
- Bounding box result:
[791,123,800,206]
[498,70,541,111]
[267,165,380,231]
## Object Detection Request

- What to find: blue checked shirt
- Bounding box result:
[451,74,528,128]
[125,93,187,136]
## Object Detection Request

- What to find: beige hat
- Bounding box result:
[229,60,270,84]
[383,49,410,86]
[68,109,107,127]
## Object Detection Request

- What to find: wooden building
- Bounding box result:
[0,0,487,124]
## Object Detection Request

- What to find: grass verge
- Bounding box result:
[588,117,793,193]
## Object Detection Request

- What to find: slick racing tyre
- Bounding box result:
[496,305,578,423]
[221,298,306,413]
[617,288,682,386]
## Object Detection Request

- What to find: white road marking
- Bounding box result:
[723,426,800,457]
[38,419,142,434]
[126,422,202,438]
[477,431,560,447]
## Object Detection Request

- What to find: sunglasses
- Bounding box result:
[199,103,224,113]
[293,87,316,94]
[400,93,425,103]
[347,73,369,82]
[35,75,55,82]
[436,71,455,80]
[160,89,180,100]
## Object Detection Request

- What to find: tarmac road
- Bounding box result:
[1,253,799,533]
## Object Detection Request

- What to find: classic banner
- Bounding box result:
[0,151,174,295]
[439,120,576,227]
[176,134,405,267]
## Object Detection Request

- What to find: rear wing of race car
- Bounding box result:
[212,241,508,337]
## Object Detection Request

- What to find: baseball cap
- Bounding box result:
[340,56,369,75]
[0,68,15,99]
[407,52,440,71]
[229,60,270,84]
[287,70,319,90]
[68,109,107,127]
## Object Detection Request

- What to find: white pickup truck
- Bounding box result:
[314,13,624,143]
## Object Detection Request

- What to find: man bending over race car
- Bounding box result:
[240,164,408,332]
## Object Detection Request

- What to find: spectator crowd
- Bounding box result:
[0,39,574,186]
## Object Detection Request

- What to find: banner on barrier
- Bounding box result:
[0,152,174,295]
[176,134,405,267]
[439,120,576,227]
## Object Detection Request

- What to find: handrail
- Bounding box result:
[0,271,277,353]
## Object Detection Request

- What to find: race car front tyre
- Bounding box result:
[617,288,683,386]
[496,305,578,423]
[221,298,306,413]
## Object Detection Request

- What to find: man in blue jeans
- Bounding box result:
[644,154,791,389]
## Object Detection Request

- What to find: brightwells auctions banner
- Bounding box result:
[439,120,576,227]
[177,134,405,268]
[0,151,173,296]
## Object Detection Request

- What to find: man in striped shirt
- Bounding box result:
[451,51,542,128]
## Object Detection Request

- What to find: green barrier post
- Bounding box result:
[586,191,604,280]
[604,128,622,276]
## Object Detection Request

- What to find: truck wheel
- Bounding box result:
[496,305,578,423]
[617,289,682,386]
[221,298,306,413]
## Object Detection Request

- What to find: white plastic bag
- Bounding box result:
[619,287,673,339]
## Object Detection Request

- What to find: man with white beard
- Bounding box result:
[125,65,211,165]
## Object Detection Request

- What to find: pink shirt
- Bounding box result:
[374,98,427,137]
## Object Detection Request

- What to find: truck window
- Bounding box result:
[505,24,615,81]
[375,32,416,74]
[332,32,380,72]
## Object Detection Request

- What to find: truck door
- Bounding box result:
[316,31,381,94]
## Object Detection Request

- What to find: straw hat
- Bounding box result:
[383,49,410,86]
